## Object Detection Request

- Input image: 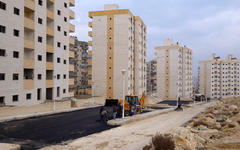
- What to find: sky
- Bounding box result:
[70,0,240,76]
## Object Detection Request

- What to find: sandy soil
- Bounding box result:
[0,97,105,118]
[40,101,215,150]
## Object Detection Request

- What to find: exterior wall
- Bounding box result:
[89,5,147,99]
[146,59,157,94]
[0,0,75,106]
[199,55,240,99]
[155,39,193,100]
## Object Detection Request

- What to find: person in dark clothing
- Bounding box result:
[113,105,118,120]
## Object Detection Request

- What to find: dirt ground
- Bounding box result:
[166,97,240,150]
[0,97,105,118]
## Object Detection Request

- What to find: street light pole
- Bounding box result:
[121,69,126,118]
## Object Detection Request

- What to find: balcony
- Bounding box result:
[47,9,54,20]
[69,9,75,19]
[88,59,92,65]
[69,23,75,33]
[46,45,54,53]
[24,39,34,50]
[69,64,74,72]
[88,69,92,74]
[24,0,35,10]
[24,17,34,30]
[69,51,75,58]
[88,80,92,85]
[46,80,54,88]
[69,37,75,45]
[46,26,54,36]
[88,41,92,46]
[69,78,74,85]
[88,31,92,37]
[24,80,34,90]
[46,62,54,70]
[88,22,92,28]
[49,0,54,3]
[69,0,75,6]
[24,59,34,69]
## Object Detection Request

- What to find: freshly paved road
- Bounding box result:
[0,106,116,149]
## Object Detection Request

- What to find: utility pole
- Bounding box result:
[121,69,126,118]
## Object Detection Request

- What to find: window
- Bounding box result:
[0,73,5,80]
[64,31,67,36]
[57,26,61,31]
[13,29,19,37]
[0,25,6,33]
[12,95,18,102]
[57,74,60,79]
[38,74,42,80]
[38,36,42,43]
[64,17,67,22]
[13,51,19,58]
[57,87,60,97]
[63,89,66,94]
[13,74,19,80]
[26,93,31,100]
[38,0,43,5]
[14,7,20,15]
[57,57,60,63]
[64,45,66,50]
[0,97,4,104]
[0,49,5,56]
[37,88,41,100]
[63,60,66,64]
[38,18,42,24]
[38,55,42,61]
[57,42,61,47]
[64,2,67,8]
[0,1,6,10]
[57,10,61,15]
[63,74,66,79]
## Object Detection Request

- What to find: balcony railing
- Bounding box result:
[24,39,34,50]
[46,80,54,88]
[24,17,34,30]
[24,0,35,10]
[47,9,54,20]
[46,62,54,70]
[24,59,34,69]
[69,9,75,19]
[69,23,75,33]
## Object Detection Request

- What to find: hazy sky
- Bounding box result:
[71,0,240,75]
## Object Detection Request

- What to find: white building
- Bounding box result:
[155,39,193,100]
[199,54,240,99]
[0,0,75,106]
[88,4,147,99]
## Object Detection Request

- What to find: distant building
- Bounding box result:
[0,0,75,106]
[87,50,92,95]
[199,54,240,99]
[88,4,147,99]
[69,38,89,95]
[155,39,193,100]
[146,59,157,94]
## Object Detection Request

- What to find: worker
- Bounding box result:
[100,107,108,123]
[112,105,118,120]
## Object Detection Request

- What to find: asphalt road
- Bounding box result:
[0,106,117,149]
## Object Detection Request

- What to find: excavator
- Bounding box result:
[104,93,145,118]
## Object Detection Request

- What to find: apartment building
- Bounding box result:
[155,39,193,100]
[69,37,89,95]
[88,4,147,99]
[146,59,157,94]
[199,54,240,99]
[0,0,75,106]
[87,50,92,95]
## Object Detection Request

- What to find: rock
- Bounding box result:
[228,122,237,128]
[229,105,239,114]
[215,122,222,129]
[199,129,219,140]
[0,143,20,150]
[226,119,232,123]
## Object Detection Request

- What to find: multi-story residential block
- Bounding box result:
[146,59,157,94]
[88,4,147,99]
[155,39,193,100]
[0,0,75,106]
[87,50,92,95]
[69,37,89,95]
[199,54,240,99]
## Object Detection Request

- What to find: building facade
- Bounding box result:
[0,0,75,106]
[155,39,193,100]
[87,50,92,95]
[88,4,147,99]
[69,37,89,95]
[146,59,157,94]
[199,54,240,99]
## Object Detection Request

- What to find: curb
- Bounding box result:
[107,107,175,126]
[0,143,21,150]
[0,104,101,123]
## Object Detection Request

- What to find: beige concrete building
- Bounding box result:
[0,0,75,106]
[199,54,240,99]
[146,59,157,94]
[155,39,193,100]
[87,50,92,95]
[88,4,147,99]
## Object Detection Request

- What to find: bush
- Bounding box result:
[151,133,175,150]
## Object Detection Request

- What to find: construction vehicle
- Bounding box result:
[103,93,145,118]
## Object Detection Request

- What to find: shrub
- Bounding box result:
[151,133,175,150]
